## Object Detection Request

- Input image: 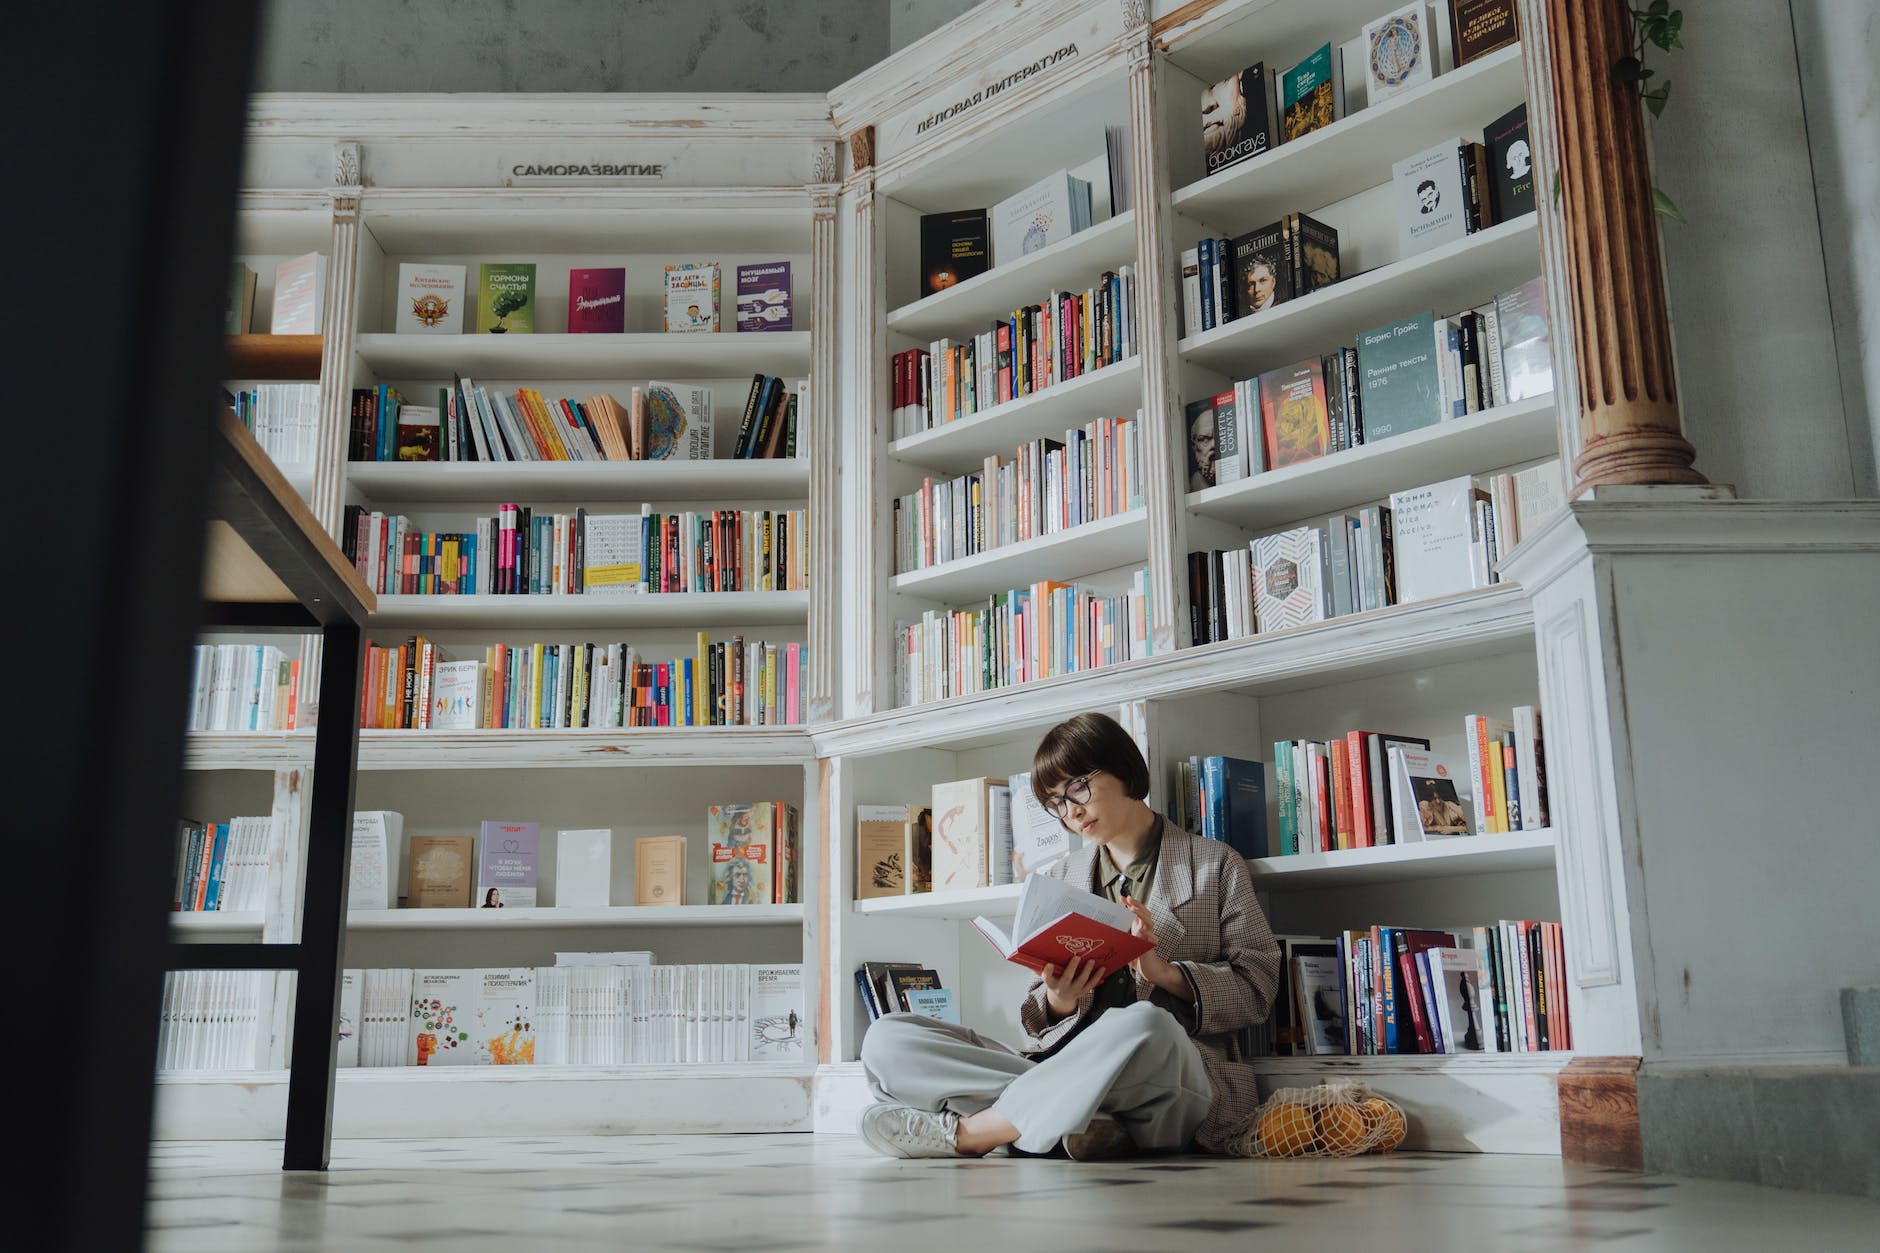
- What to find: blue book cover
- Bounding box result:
[902,986,958,1024]
[1203,756,1269,859]
[201,822,230,911]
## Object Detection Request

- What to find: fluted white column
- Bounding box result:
[808,169,840,724]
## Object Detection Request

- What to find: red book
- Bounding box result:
[1330,739,1354,850]
[567,267,626,334]
[971,873,1152,982]
[1346,730,1374,846]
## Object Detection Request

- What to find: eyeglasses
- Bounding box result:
[1041,773,1094,817]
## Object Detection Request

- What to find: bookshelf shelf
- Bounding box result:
[352,331,813,381]
[1177,215,1541,376]
[368,590,809,629]
[886,211,1138,340]
[1171,46,1528,232]
[226,333,323,380]
[1251,1050,1574,1074]
[855,883,1022,919]
[1248,829,1556,888]
[186,726,816,771]
[169,912,266,938]
[1187,394,1558,531]
[818,585,1533,758]
[347,904,804,930]
[888,356,1145,474]
[891,507,1148,601]
[344,457,811,504]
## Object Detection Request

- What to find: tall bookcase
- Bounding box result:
[161,1,1730,1156]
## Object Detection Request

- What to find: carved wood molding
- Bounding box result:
[1559,1055,1643,1170]
[1543,0,1706,495]
[847,126,875,174]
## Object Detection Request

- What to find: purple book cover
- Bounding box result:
[736,261,793,332]
[476,820,540,908]
[568,268,626,333]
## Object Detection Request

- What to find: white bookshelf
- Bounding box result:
[891,507,1148,601]
[1178,216,1542,375]
[1249,829,1556,888]
[888,356,1145,474]
[886,211,1138,340]
[353,331,812,379]
[1187,394,1557,531]
[368,590,810,629]
[187,727,817,771]
[855,884,1022,919]
[347,904,803,930]
[345,457,810,504]
[168,912,267,938]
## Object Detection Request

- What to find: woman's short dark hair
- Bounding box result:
[1031,712,1150,805]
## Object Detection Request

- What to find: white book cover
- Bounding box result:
[555,828,614,908]
[1388,746,1473,840]
[990,169,1087,266]
[270,251,326,334]
[430,660,482,730]
[1513,458,1568,544]
[1388,476,1480,605]
[1251,526,1327,632]
[409,969,480,1066]
[1431,947,1490,1052]
[395,262,467,334]
[749,964,805,1061]
[663,262,720,332]
[1393,136,1469,258]
[1006,770,1078,877]
[1293,954,1348,1055]
[582,513,646,595]
[642,381,714,461]
[336,970,362,1068]
[553,951,654,966]
[473,968,536,1065]
[1361,2,1438,106]
[349,811,401,911]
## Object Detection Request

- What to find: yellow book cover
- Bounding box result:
[695,631,709,726]
[530,642,546,729]
[1488,735,1510,833]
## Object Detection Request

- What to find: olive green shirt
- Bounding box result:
[1091,816,1163,1013]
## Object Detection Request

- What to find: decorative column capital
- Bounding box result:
[812,141,838,186]
[847,126,875,174]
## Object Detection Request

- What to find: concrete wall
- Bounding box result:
[1790,0,1880,498]
[889,0,986,52]
[255,0,890,93]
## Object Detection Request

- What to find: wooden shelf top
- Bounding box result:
[226,333,323,380]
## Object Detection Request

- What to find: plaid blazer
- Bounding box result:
[1017,818,1280,1153]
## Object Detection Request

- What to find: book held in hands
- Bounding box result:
[971,872,1152,981]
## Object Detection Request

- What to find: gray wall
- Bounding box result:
[256,0,891,93]
[890,0,985,52]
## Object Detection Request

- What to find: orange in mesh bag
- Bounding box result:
[1225,1081,1406,1158]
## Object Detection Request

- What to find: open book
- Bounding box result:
[972,873,1153,981]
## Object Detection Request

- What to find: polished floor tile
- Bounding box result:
[145,1135,1879,1251]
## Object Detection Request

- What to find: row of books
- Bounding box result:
[916,166,1101,298]
[226,383,319,468]
[890,268,1139,439]
[155,971,269,1072]
[1185,277,1552,491]
[857,771,1081,903]
[358,635,807,730]
[171,816,281,913]
[855,961,957,1024]
[185,644,298,733]
[387,260,794,336]
[893,570,1153,707]
[331,961,807,1070]
[1202,1,1519,178]
[352,806,801,913]
[227,252,322,334]
[1183,213,1339,336]
[1271,707,1546,856]
[892,417,1142,573]
[1165,756,1271,859]
[1187,465,1563,646]
[1266,917,1571,1058]
[339,505,806,597]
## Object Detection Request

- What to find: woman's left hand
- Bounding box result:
[1120,895,1165,981]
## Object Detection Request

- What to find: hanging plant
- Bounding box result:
[1554,3,1686,220]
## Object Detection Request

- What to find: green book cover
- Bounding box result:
[1355,310,1443,443]
[476,263,536,333]
[1281,43,1336,142]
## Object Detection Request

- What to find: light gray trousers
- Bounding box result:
[859,1001,1214,1154]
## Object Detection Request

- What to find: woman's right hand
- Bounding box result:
[1041,955,1108,1019]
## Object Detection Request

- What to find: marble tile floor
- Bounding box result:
[147,1134,1880,1252]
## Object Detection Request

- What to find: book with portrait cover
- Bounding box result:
[662,262,720,332]
[919,209,990,297]
[475,263,536,333]
[1280,43,1341,143]
[1251,525,1327,632]
[1387,746,1472,841]
[1230,221,1292,319]
[567,267,626,333]
[1485,103,1534,222]
[476,819,540,909]
[708,802,772,904]
[735,261,793,331]
[1257,359,1331,469]
[1394,138,1470,257]
[1203,62,1279,176]
[396,263,466,334]
[972,872,1151,981]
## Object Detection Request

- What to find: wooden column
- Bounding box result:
[808,144,840,724]
[1122,13,1191,658]
[1543,0,1707,495]
[1559,1055,1644,1170]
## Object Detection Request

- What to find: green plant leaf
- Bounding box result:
[1611,56,1645,83]
[1649,0,1668,15]
[1652,187,1685,221]
[1645,82,1671,117]
[1552,169,1562,206]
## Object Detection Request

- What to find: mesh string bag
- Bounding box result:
[1222,1080,1407,1158]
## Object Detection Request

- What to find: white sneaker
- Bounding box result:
[859,1103,964,1159]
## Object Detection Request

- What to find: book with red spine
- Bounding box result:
[1345,730,1374,846]
[1330,738,1354,850]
